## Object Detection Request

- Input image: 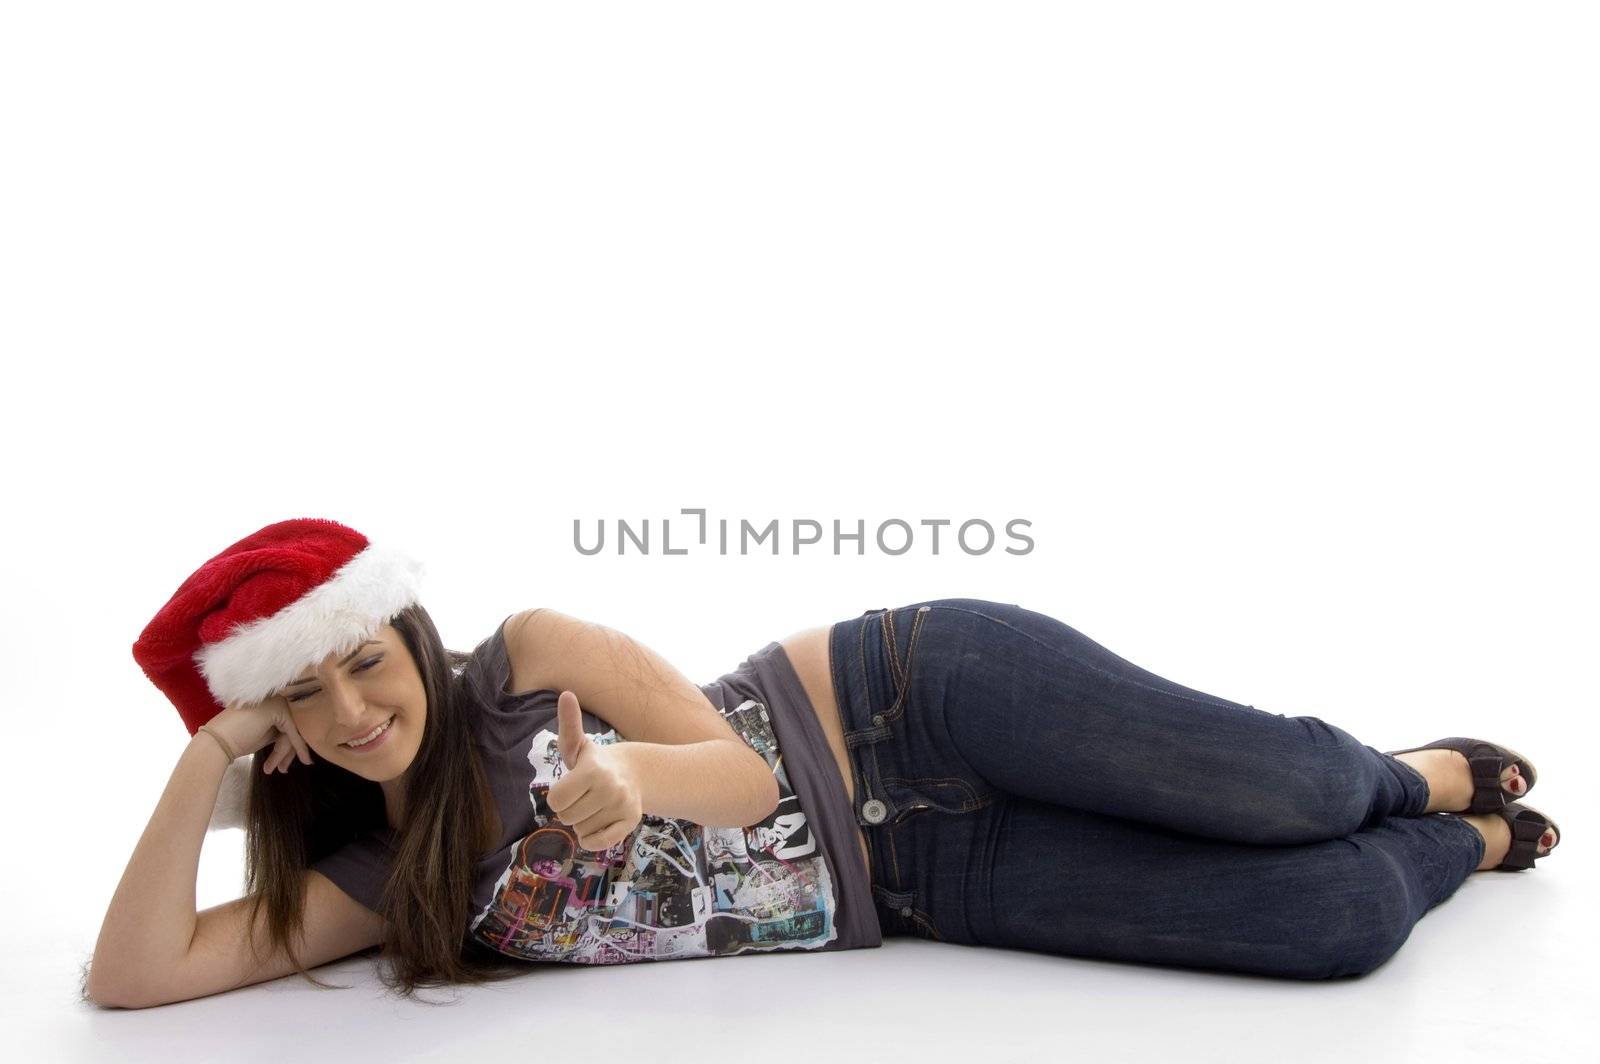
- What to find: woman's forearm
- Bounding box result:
[615,739,779,828]
[89,733,231,1000]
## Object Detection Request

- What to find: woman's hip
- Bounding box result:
[828,599,1019,939]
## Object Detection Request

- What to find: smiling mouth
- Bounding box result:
[340,715,396,748]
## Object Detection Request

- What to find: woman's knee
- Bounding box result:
[1285,849,1416,978]
[1241,723,1380,845]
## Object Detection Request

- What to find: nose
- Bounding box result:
[329,682,370,731]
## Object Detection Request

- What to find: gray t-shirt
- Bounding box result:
[312,615,882,963]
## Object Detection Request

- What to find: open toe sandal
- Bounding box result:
[1383,736,1535,814]
[1475,800,1561,872]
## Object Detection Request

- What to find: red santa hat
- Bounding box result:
[132,517,425,828]
[134,516,426,733]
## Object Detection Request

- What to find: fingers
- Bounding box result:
[289,725,312,766]
[578,820,628,852]
[264,731,309,774]
[259,721,316,775]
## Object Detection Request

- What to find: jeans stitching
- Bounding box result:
[887,796,902,886]
[873,884,915,907]
[857,610,873,718]
[899,790,999,815]
[862,732,901,887]
[870,832,939,939]
[845,613,892,745]
[882,605,929,722]
[884,774,986,807]
[841,611,908,888]
[883,608,903,690]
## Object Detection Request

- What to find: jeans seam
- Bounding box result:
[887,794,902,885]
[883,608,903,690]
[845,615,889,748]
[861,727,901,886]
[881,605,930,723]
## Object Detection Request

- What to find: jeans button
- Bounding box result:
[861,799,888,824]
[872,713,884,726]
[900,906,913,917]
[918,606,930,612]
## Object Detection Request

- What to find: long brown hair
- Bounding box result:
[244,603,527,1000]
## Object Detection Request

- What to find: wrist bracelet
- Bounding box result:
[198,723,239,762]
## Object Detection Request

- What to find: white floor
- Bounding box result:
[22,841,1593,1064]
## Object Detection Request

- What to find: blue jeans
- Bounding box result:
[828,598,1486,980]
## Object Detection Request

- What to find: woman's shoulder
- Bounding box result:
[455,612,562,717]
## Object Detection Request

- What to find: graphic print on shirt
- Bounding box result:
[468,698,840,964]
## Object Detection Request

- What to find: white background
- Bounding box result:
[2,2,1593,1061]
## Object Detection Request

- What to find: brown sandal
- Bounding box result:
[1468,800,1561,871]
[1384,736,1535,814]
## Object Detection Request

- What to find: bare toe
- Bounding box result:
[1538,827,1558,854]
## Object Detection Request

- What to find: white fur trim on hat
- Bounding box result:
[193,542,425,709]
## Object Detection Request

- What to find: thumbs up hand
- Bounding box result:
[545,690,643,853]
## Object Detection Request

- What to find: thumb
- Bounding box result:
[556,690,588,770]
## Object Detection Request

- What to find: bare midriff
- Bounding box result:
[777,624,874,884]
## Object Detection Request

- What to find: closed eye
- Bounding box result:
[284,656,382,704]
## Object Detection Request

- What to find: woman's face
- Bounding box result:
[279,623,427,780]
